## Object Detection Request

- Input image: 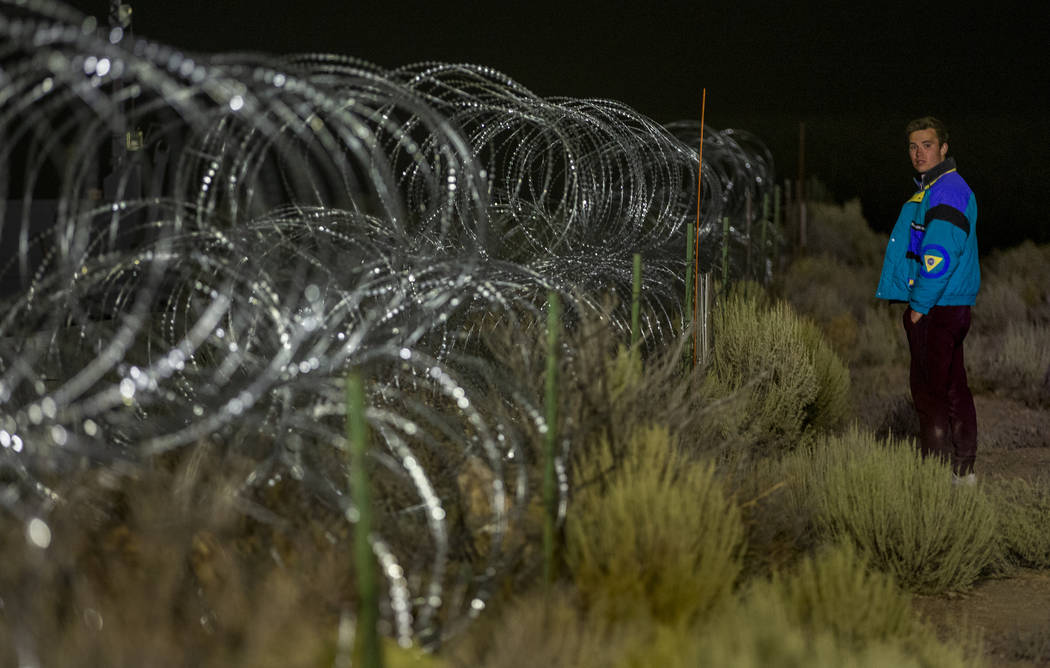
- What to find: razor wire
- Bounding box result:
[0,0,778,649]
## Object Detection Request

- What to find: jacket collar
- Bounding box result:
[914,157,957,189]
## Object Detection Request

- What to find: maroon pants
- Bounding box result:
[903,305,978,474]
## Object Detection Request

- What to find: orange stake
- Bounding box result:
[692,89,706,368]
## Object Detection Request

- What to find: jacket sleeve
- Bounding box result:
[908,199,971,314]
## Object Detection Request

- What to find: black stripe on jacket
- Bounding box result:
[925,204,970,235]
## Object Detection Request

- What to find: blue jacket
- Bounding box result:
[875,158,979,313]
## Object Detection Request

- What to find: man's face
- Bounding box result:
[908,129,948,174]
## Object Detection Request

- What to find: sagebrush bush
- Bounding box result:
[0,449,349,668]
[780,254,913,370]
[695,595,871,668]
[537,300,733,466]
[809,427,998,593]
[988,476,1050,568]
[973,280,1028,336]
[802,199,888,269]
[984,241,1050,316]
[606,343,643,404]
[693,585,976,668]
[565,425,744,624]
[967,321,1050,406]
[709,292,850,453]
[800,318,852,433]
[852,302,909,368]
[781,255,875,325]
[443,588,622,668]
[764,541,916,646]
[997,322,1050,401]
[731,452,819,578]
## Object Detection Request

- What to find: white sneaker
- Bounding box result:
[951,473,977,487]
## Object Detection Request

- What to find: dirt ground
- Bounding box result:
[864,390,1050,667]
[914,570,1050,668]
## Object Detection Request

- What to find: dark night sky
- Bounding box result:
[65,1,1050,249]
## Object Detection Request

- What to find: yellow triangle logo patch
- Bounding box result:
[924,255,943,272]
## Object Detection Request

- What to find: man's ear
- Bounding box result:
[939,142,949,158]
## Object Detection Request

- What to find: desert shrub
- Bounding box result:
[731,453,820,578]
[810,427,998,593]
[803,199,888,269]
[725,278,772,308]
[470,300,737,590]
[764,541,916,646]
[695,594,870,668]
[972,280,1028,335]
[779,255,861,361]
[988,476,1050,568]
[824,311,860,354]
[781,255,875,325]
[445,588,720,668]
[693,587,975,668]
[443,588,624,668]
[800,318,852,432]
[996,322,1050,402]
[852,301,910,368]
[780,254,913,369]
[0,449,352,668]
[522,299,736,468]
[565,424,745,624]
[984,241,1050,316]
[382,642,449,668]
[709,292,850,453]
[857,384,919,441]
[967,321,1050,406]
[606,343,643,403]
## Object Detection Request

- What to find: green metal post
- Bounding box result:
[773,185,782,273]
[347,372,384,668]
[544,290,561,585]
[721,216,730,292]
[631,253,642,351]
[685,222,694,335]
[774,184,782,229]
[761,193,770,284]
[745,190,753,279]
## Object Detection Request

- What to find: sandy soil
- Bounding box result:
[913,570,1050,668]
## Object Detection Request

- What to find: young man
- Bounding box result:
[875,116,980,484]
